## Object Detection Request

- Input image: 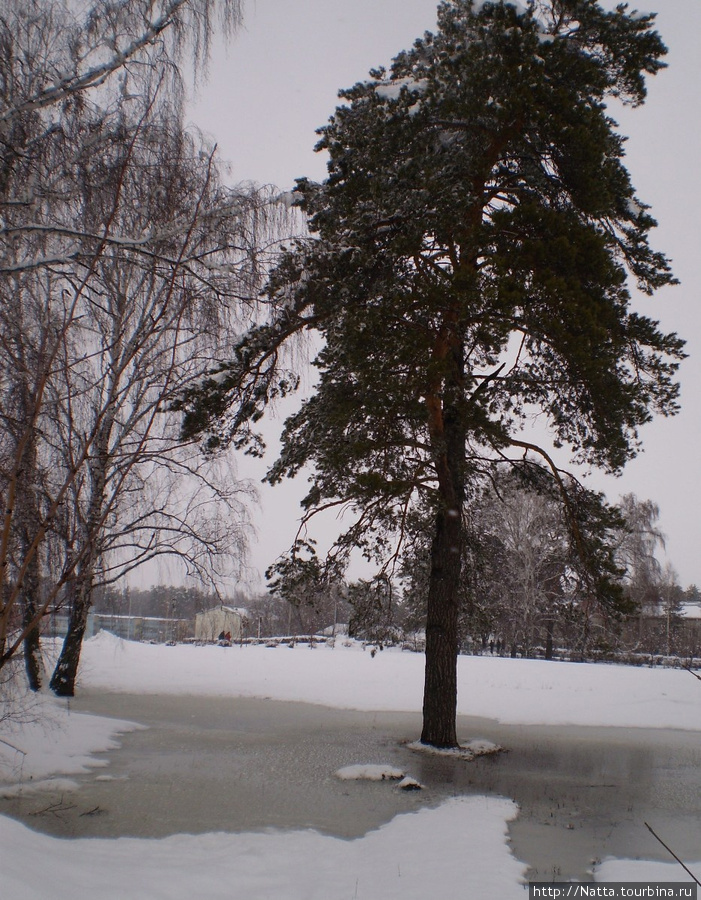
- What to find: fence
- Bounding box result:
[45,612,192,643]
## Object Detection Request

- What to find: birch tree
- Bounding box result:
[0,0,294,692]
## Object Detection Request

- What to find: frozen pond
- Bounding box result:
[3,692,700,882]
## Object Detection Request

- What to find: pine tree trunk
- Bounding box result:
[421,503,462,747]
[421,372,465,748]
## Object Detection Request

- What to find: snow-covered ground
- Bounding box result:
[78,632,701,730]
[1,633,700,899]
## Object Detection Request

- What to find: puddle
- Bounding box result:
[2,692,699,882]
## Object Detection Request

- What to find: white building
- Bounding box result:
[194,605,248,642]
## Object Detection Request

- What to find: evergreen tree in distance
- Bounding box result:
[177,0,685,747]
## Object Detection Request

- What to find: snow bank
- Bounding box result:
[0,691,140,786]
[596,857,701,885]
[78,632,701,731]
[407,738,502,760]
[1,796,526,900]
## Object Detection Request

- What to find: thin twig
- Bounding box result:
[28,798,77,818]
[79,805,105,817]
[0,736,26,755]
[644,822,701,887]
[682,665,701,682]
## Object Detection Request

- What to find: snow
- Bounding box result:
[374,76,428,102]
[335,763,406,781]
[0,777,81,799]
[2,632,701,897]
[626,196,645,218]
[597,858,697,883]
[396,776,423,791]
[0,796,525,900]
[278,188,300,209]
[407,738,502,760]
[77,631,701,731]
[0,689,140,784]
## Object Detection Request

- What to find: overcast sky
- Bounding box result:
[186,0,701,589]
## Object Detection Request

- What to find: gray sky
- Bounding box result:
[187,0,701,589]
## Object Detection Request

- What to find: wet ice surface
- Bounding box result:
[3,692,700,883]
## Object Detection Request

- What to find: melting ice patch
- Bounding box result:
[335,763,406,781]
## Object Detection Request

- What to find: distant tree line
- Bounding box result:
[81,482,701,663]
[263,486,700,662]
[92,584,240,622]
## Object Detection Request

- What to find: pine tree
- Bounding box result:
[179,0,685,747]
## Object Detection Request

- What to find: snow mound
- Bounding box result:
[397,776,424,791]
[407,739,503,760]
[85,630,127,652]
[0,778,80,798]
[0,695,141,787]
[335,764,406,781]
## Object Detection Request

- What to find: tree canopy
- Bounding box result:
[179,0,685,746]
